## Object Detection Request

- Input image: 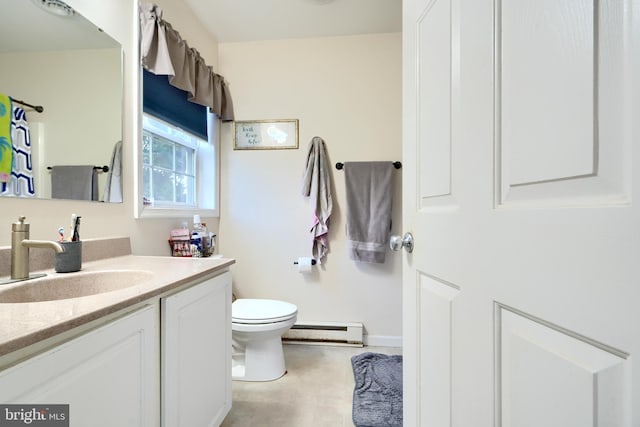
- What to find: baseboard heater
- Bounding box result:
[282,321,364,347]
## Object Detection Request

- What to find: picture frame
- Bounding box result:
[233,119,299,150]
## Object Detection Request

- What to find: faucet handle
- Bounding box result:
[12,216,29,232]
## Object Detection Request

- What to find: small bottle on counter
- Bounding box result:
[201,223,215,256]
[207,230,216,256]
[191,215,209,257]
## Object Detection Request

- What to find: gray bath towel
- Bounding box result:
[51,165,98,201]
[344,162,394,263]
[301,137,333,263]
[351,352,403,427]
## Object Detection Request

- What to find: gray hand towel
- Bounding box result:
[51,165,98,201]
[344,162,394,263]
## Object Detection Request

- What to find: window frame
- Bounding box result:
[135,111,220,219]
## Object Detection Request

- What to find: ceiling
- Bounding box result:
[0,0,117,53]
[0,0,402,52]
[182,0,402,43]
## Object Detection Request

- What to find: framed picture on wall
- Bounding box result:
[233,119,299,150]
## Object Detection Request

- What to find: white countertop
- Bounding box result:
[0,255,235,358]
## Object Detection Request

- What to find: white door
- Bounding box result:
[402,0,639,426]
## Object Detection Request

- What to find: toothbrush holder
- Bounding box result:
[55,241,82,273]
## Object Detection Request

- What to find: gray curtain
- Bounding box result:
[140,3,234,121]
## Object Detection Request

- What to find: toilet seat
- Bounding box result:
[232,299,298,324]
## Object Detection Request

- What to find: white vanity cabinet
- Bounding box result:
[161,271,232,427]
[0,304,160,427]
[0,268,233,427]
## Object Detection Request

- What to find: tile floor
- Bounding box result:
[221,344,402,427]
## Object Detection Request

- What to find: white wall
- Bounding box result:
[1,48,121,199]
[218,34,403,343]
[0,0,220,255]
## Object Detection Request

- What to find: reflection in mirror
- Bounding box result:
[0,0,123,202]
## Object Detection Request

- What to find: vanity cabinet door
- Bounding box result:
[161,271,232,427]
[0,305,160,427]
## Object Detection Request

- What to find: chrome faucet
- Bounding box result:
[11,216,64,281]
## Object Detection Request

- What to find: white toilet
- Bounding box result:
[231,298,298,381]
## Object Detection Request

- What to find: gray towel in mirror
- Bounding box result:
[103,141,123,203]
[51,165,98,201]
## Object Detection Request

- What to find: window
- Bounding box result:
[143,115,197,207]
[137,70,219,218]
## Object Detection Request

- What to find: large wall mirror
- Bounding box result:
[0,0,123,203]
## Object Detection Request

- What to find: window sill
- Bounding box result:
[138,205,218,219]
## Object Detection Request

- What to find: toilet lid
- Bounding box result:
[232,299,298,324]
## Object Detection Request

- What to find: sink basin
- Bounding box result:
[0,270,155,303]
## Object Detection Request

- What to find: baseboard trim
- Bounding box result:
[363,335,403,348]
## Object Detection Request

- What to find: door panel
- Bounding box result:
[418,0,452,201]
[417,273,460,426]
[498,306,630,427]
[496,0,631,207]
[501,0,596,185]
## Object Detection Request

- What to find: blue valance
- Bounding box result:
[143,69,207,140]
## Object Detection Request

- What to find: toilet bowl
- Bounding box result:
[232,298,298,381]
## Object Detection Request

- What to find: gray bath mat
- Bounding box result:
[351,352,403,427]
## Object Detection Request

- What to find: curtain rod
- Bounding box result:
[335,161,402,170]
[12,98,44,113]
[47,165,110,172]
